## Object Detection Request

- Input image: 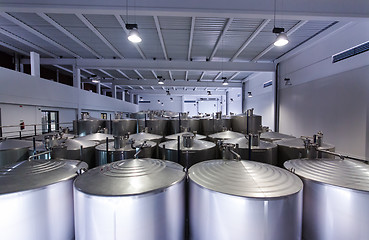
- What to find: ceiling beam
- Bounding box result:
[116,69,131,79]
[213,72,222,81]
[0,12,79,57]
[98,69,114,78]
[0,40,29,55]
[153,16,168,60]
[209,17,234,61]
[198,72,205,81]
[23,58,274,72]
[133,69,145,80]
[131,89,227,96]
[229,72,240,80]
[188,17,195,61]
[185,71,188,81]
[76,13,124,59]
[252,20,308,62]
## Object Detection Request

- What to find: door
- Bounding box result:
[0,108,2,137]
[42,111,59,133]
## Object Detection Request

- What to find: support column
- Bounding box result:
[225,91,229,115]
[241,81,246,113]
[56,69,59,82]
[97,82,101,94]
[30,52,40,77]
[73,64,81,89]
[14,53,20,72]
[112,83,117,99]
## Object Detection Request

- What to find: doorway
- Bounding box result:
[0,108,2,137]
[42,110,59,133]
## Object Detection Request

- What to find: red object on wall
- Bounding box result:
[20,122,25,130]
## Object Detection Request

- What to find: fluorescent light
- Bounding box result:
[274,32,288,47]
[92,79,100,83]
[158,79,164,85]
[128,29,142,43]
[222,80,229,86]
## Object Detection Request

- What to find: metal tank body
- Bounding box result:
[260,131,296,142]
[138,118,169,136]
[199,117,231,136]
[275,138,335,167]
[223,137,278,165]
[231,110,262,134]
[76,133,114,143]
[130,132,163,143]
[208,130,245,142]
[0,139,33,167]
[159,134,216,168]
[166,131,206,141]
[74,158,185,240]
[74,118,107,137]
[0,159,87,240]
[51,139,98,168]
[189,160,303,240]
[285,159,369,240]
[169,118,200,135]
[95,136,156,166]
[111,118,137,136]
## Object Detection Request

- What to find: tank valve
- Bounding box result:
[303,138,318,159]
[133,141,150,159]
[220,143,241,161]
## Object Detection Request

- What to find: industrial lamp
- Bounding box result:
[222,77,229,86]
[248,91,253,98]
[126,24,142,43]
[157,76,164,85]
[273,27,288,47]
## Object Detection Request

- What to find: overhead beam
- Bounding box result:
[187,17,195,61]
[213,72,222,81]
[98,69,114,78]
[116,69,131,79]
[209,17,234,61]
[134,69,145,80]
[132,89,227,96]
[0,40,29,56]
[198,72,205,81]
[23,58,274,72]
[228,72,240,80]
[153,16,168,60]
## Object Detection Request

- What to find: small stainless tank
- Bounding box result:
[275,136,335,167]
[285,158,369,240]
[0,158,87,240]
[199,116,231,136]
[0,139,33,167]
[222,135,278,165]
[159,133,216,168]
[76,133,114,144]
[231,108,262,134]
[111,118,137,136]
[189,159,303,240]
[74,158,185,240]
[260,131,295,142]
[166,131,206,141]
[95,136,156,166]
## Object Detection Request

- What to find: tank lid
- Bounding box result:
[284,159,369,192]
[77,133,114,142]
[130,132,162,141]
[59,139,97,150]
[95,140,156,151]
[275,137,334,150]
[166,132,206,140]
[189,160,302,198]
[208,130,244,140]
[74,158,185,196]
[223,137,277,150]
[260,132,295,141]
[0,159,87,194]
[159,139,215,151]
[0,139,33,151]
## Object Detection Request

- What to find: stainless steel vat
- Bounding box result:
[166,131,206,141]
[284,158,369,240]
[95,136,156,166]
[260,131,295,142]
[138,118,169,136]
[189,160,303,240]
[50,139,98,168]
[208,130,245,142]
[275,137,335,167]
[231,109,262,134]
[74,158,185,240]
[223,136,278,165]
[74,118,107,137]
[76,133,114,143]
[0,159,87,240]
[111,118,137,136]
[129,132,163,143]
[169,118,200,134]
[159,133,216,168]
[0,139,33,167]
[199,117,231,136]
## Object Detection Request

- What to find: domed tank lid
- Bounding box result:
[275,137,334,150]
[58,139,97,150]
[223,137,277,150]
[189,160,303,198]
[77,133,114,142]
[112,118,136,121]
[74,158,185,196]
[0,139,33,151]
[159,139,215,151]
[130,132,162,141]
[284,159,369,192]
[0,159,87,194]
[166,132,206,140]
[95,140,156,151]
[260,132,295,141]
[208,130,244,140]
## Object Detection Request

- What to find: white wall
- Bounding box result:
[0,67,138,137]
[278,21,369,159]
[227,88,242,115]
[138,95,182,112]
[245,72,275,130]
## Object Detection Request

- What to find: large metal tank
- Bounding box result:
[166,131,206,141]
[159,133,216,168]
[231,108,262,134]
[130,132,163,143]
[74,118,107,137]
[260,131,295,142]
[76,133,114,143]
[275,137,335,167]
[138,118,169,136]
[111,118,137,136]
[0,158,87,240]
[95,136,156,166]
[74,158,185,240]
[199,117,231,136]
[189,159,303,240]
[129,111,148,119]
[169,116,200,135]
[222,136,278,165]
[284,158,369,240]
[50,139,98,168]
[0,139,33,167]
[24,132,75,141]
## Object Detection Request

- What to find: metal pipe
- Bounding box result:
[34,125,37,136]
[274,62,280,132]
[229,149,241,161]
[33,137,36,155]
[248,135,252,160]
[79,145,83,161]
[28,150,52,161]
[317,149,369,163]
[106,137,109,163]
[162,144,166,160]
[177,135,181,165]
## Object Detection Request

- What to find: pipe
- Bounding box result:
[28,150,52,161]
[229,149,241,161]
[106,137,109,163]
[274,62,280,132]
[317,149,369,163]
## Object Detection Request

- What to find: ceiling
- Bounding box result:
[0,0,365,95]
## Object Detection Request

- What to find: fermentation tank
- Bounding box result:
[189,159,303,240]
[159,133,216,168]
[199,116,231,136]
[95,135,156,166]
[111,118,137,136]
[260,131,295,142]
[166,131,206,141]
[138,118,168,136]
[284,158,369,240]
[208,130,245,142]
[74,117,107,137]
[169,114,200,134]
[130,132,163,143]
[0,139,33,167]
[222,135,278,165]
[76,133,114,143]
[275,136,335,167]
[0,158,87,240]
[231,108,262,134]
[74,158,185,240]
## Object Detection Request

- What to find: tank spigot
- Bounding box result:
[220,143,241,161]
[134,141,150,159]
[303,138,318,159]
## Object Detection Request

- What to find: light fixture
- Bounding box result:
[90,74,100,83]
[161,103,164,106]
[126,24,142,43]
[170,97,173,102]
[207,91,211,95]
[248,91,253,98]
[272,0,288,47]
[222,77,228,86]
[157,100,161,104]
[166,90,170,95]
[157,76,164,85]
[284,78,292,85]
